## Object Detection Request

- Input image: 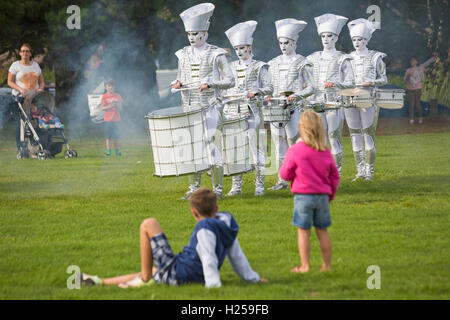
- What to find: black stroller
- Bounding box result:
[16,91,77,160]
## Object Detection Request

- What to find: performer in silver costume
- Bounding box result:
[265,19,315,191]
[223,21,273,197]
[171,3,235,199]
[345,18,387,181]
[307,13,355,174]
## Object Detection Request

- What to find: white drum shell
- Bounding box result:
[222,115,252,176]
[262,101,291,122]
[146,106,211,177]
[376,89,405,109]
[342,92,374,108]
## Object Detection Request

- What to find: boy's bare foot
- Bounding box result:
[290,266,310,273]
[319,265,332,272]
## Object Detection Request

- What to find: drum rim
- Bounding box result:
[153,165,212,177]
[146,106,205,119]
[223,115,249,123]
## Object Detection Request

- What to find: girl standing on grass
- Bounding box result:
[279,109,340,273]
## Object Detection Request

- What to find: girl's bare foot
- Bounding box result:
[291,266,310,273]
[319,265,332,272]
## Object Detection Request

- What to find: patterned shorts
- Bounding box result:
[150,233,178,285]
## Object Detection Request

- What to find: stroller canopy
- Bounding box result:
[24,91,55,114]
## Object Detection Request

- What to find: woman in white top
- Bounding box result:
[7,43,45,153]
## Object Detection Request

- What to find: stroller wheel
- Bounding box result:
[38,150,50,160]
[64,150,77,159]
[17,148,28,160]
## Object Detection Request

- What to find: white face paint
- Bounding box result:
[234,45,252,61]
[187,31,207,48]
[278,37,296,56]
[352,36,368,51]
[320,32,338,50]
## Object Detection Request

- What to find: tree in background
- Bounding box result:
[0,0,448,120]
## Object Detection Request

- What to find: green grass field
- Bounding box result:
[0,125,449,300]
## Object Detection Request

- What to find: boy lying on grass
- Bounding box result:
[80,188,268,288]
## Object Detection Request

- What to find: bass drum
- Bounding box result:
[146,106,211,177]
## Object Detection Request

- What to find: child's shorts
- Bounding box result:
[105,121,120,139]
[150,233,178,285]
[292,194,331,229]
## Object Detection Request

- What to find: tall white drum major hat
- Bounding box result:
[180,3,215,32]
[225,20,258,47]
[275,18,308,41]
[348,18,377,42]
[314,13,348,36]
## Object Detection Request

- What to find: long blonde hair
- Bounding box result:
[298,109,327,151]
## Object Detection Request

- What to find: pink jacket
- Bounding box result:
[279,141,340,201]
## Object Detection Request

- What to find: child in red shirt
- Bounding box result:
[279,109,340,274]
[101,79,123,156]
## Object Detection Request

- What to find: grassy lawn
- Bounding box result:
[0,125,449,300]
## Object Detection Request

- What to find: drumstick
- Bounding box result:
[270,97,288,102]
[223,93,247,99]
[224,97,248,104]
[169,81,199,87]
[175,87,199,92]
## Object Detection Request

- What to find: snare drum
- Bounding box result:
[341,94,373,108]
[375,89,405,109]
[352,91,374,108]
[262,101,291,122]
[305,100,326,113]
[146,106,211,177]
[222,115,252,176]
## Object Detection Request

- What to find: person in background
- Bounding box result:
[404,53,437,125]
[306,13,354,175]
[223,20,273,197]
[345,18,387,181]
[101,78,123,156]
[171,3,235,200]
[264,18,315,191]
[7,43,45,157]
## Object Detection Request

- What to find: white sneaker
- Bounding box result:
[79,273,103,286]
[118,275,155,289]
[409,119,414,125]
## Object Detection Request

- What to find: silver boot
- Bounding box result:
[333,152,343,175]
[364,148,376,181]
[254,165,265,196]
[268,177,288,191]
[226,174,243,197]
[269,156,288,191]
[181,172,202,200]
[351,150,366,182]
[212,165,224,199]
